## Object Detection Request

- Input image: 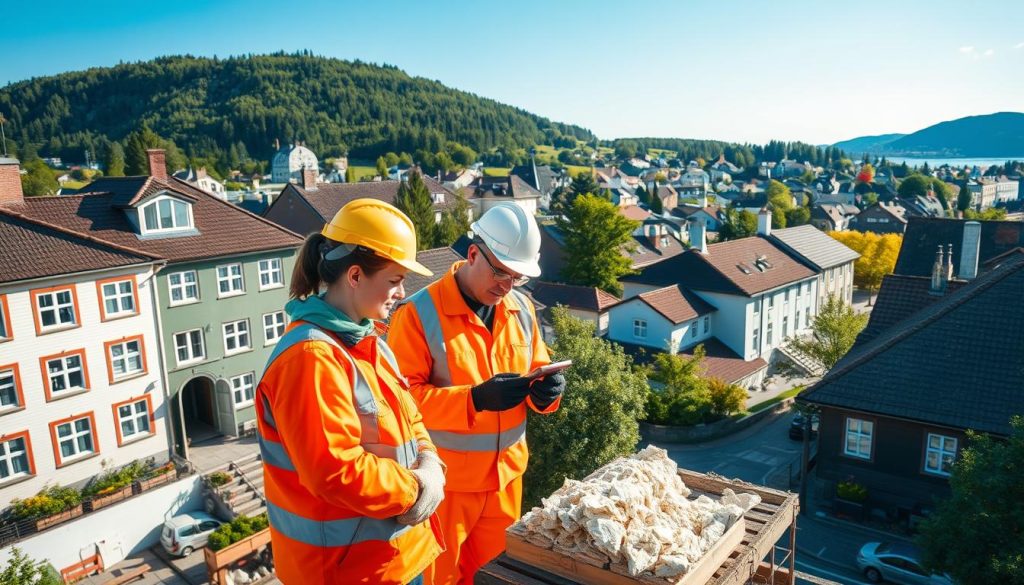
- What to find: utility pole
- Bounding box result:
[0,113,7,157]
[799,408,815,515]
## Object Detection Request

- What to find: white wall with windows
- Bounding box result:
[0,266,167,506]
[606,300,713,353]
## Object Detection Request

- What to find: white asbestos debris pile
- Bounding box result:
[513,446,761,580]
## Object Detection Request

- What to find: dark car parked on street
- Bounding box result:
[788,413,819,440]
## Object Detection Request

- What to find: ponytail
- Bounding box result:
[289,232,392,299]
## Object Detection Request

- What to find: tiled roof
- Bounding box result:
[616,338,767,386]
[18,176,302,264]
[284,177,457,221]
[620,205,652,221]
[854,274,966,347]
[0,208,160,284]
[628,234,687,269]
[770,225,860,270]
[531,281,620,312]
[634,284,717,324]
[622,236,816,296]
[894,217,1024,277]
[403,247,464,296]
[800,254,1024,436]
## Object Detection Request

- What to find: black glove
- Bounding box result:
[529,373,566,410]
[471,373,532,412]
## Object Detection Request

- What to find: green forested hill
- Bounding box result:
[832,112,1024,157]
[0,53,593,165]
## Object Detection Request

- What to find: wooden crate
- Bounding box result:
[482,469,799,585]
[507,518,745,585]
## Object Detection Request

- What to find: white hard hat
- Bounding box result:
[471,204,542,277]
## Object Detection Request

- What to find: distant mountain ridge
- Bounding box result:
[832,112,1024,157]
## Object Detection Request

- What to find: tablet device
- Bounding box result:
[525,360,573,379]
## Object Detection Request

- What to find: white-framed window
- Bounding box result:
[690,320,698,338]
[101,280,136,317]
[844,418,874,459]
[46,354,86,396]
[795,311,801,330]
[36,289,77,329]
[223,319,251,355]
[258,258,284,290]
[796,284,802,299]
[263,311,286,344]
[0,297,10,340]
[141,196,193,233]
[924,433,957,476]
[0,436,31,481]
[633,319,647,339]
[109,339,144,379]
[168,270,200,305]
[703,316,710,334]
[231,373,255,407]
[117,399,152,441]
[217,264,245,297]
[766,323,773,346]
[768,295,775,309]
[55,416,95,462]
[751,328,760,352]
[782,316,789,337]
[174,329,205,365]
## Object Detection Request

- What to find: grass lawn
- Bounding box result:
[746,385,805,414]
[483,167,510,177]
[348,165,378,181]
[566,165,592,178]
[60,180,88,190]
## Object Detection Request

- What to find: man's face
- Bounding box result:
[465,244,523,305]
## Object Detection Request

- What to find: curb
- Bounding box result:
[809,510,913,543]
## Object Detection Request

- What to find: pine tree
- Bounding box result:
[104,142,125,176]
[375,156,388,179]
[393,170,436,250]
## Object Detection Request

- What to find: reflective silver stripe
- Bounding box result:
[408,289,451,387]
[429,420,526,452]
[260,393,277,430]
[259,434,295,471]
[363,438,418,468]
[508,289,534,365]
[268,501,412,548]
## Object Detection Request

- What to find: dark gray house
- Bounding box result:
[799,251,1024,525]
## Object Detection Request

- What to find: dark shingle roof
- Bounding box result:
[403,247,464,296]
[854,274,967,346]
[285,177,457,221]
[800,254,1024,436]
[771,225,860,270]
[622,236,816,296]
[531,281,619,312]
[18,176,302,264]
[0,208,160,284]
[894,217,1024,277]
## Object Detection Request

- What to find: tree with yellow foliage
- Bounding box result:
[828,230,902,304]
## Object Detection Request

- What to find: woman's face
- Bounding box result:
[351,261,408,321]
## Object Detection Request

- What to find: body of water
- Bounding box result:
[884,156,1024,168]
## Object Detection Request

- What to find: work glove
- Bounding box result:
[529,373,566,410]
[470,373,532,412]
[396,450,446,526]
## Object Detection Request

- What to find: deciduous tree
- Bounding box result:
[784,295,868,372]
[558,194,638,295]
[524,308,648,507]
[917,416,1024,585]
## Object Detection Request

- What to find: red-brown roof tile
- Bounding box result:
[531,281,620,312]
[635,284,716,324]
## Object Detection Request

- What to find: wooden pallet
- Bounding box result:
[482,469,799,585]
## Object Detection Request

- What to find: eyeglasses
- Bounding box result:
[476,244,530,286]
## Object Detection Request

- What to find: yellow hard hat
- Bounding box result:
[321,198,433,276]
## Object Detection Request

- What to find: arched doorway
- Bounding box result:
[175,376,219,457]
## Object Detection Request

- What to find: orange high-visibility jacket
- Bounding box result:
[387,263,559,492]
[256,321,443,585]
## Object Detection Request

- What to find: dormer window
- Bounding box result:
[140,196,193,234]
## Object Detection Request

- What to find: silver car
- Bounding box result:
[856,542,954,584]
[160,511,223,557]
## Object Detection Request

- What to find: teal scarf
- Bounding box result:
[285,295,375,346]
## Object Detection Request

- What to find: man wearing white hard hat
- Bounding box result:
[389,203,564,584]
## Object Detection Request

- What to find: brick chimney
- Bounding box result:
[0,157,24,206]
[929,245,946,294]
[301,166,318,190]
[646,223,661,250]
[146,149,167,180]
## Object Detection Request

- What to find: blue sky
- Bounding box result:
[3,0,1023,145]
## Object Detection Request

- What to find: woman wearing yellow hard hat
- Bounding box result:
[255,198,445,585]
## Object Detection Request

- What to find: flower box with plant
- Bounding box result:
[834,478,868,521]
[85,460,149,510]
[205,513,272,573]
[12,485,83,531]
[138,460,177,491]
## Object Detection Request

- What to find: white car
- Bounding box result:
[160,511,223,557]
[856,541,954,584]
